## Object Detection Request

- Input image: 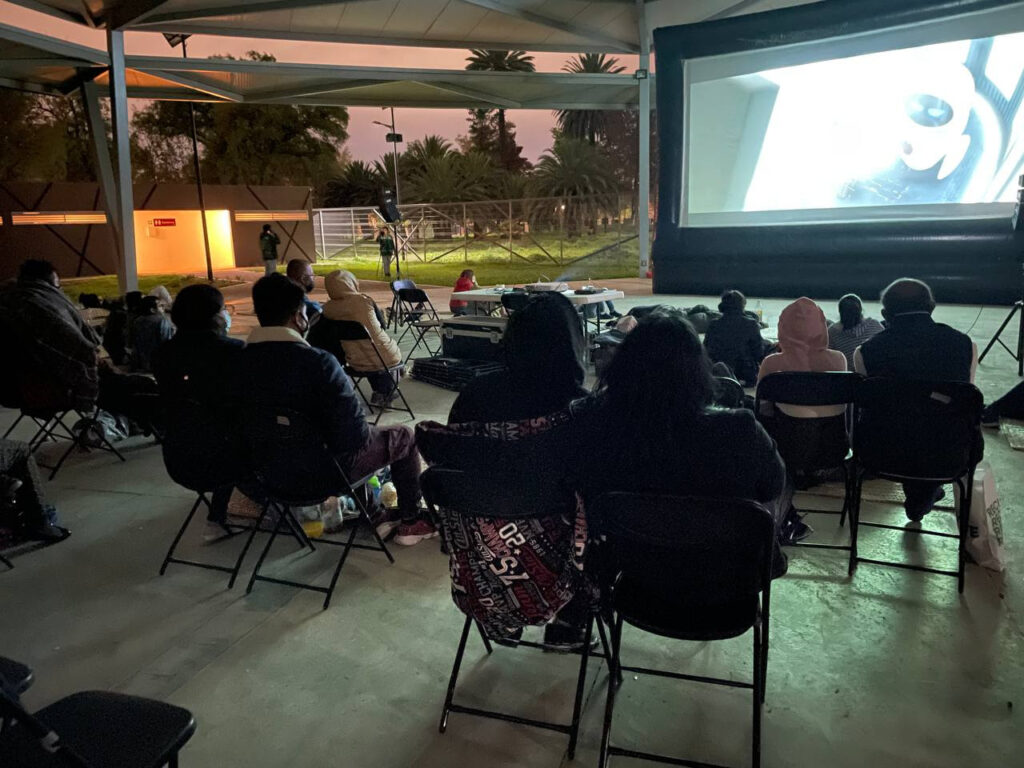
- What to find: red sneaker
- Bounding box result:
[394,519,439,546]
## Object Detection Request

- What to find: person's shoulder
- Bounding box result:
[934,321,971,343]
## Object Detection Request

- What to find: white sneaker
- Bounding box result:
[202,521,230,544]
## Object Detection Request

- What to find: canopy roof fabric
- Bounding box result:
[0,23,645,108]
[8,0,820,54]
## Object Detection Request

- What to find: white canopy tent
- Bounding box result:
[2,0,821,289]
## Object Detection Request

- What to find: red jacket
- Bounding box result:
[450,276,475,311]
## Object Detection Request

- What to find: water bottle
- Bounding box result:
[755,300,763,322]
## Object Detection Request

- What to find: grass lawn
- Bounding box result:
[61,274,241,301]
[313,231,645,286]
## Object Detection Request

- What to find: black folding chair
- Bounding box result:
[714,375,746,408]
[326,319,414,425]
[421,467,613,760]
[849,377,983,593]
[755,372,862,553]
[0,656,33,732]
[240,406,394,609]
[387,279,417,332]
[592,492,775,768]
[0,684,195,768]
[157,399,280,587]
[396,288,443,362]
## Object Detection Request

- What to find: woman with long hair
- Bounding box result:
[827,293,884,370]
[578,308,789,576]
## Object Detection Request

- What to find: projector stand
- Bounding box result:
[979,282,1024,377]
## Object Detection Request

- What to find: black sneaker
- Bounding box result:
[493,628,523,648]
[542,622,597,653]
[905,487,945,523]
[981,406,1000,429]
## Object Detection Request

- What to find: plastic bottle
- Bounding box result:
[755,300,763,322]
[368,475,382,505]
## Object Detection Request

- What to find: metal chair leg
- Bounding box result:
[752,621,763,768]
[598,617,622,768]
[439,616,473,734]
[0,552,13,570]
[228,504,269,589]
[848,469,863,576]
[566,617,595,759]
[956,476,973,595]
[246,503,288,594]
[321,518,360,610]
[351,489,395,564]
[2,413,25,440]
[160,495,205,575]
[474,622,493,654]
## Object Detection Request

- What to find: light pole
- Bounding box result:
[372,107,402,207]
[163,33,214,282]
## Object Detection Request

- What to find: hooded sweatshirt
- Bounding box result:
[320,270,402,371]
[758,297,847,417]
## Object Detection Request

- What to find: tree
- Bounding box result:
[405,151,494,203]
[532,137,618,236]
[0,92,70,181]
[556,53,626,145]
[465,49,534,172]
[130,51,349,188]
[322,160,382,207]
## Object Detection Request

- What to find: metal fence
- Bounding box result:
[312,193,645,267]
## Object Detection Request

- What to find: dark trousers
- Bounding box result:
[990,381,1024,419]
[903,481,942,514]
[0,440,56,537]
[347,425,422,522]
[365,369,401,396]
[209,485,233,524]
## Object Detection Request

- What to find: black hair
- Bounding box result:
[138,296,160,315]
[124,291,144,311]
[18,259,57,283]
[838,294,864,329]
[601,309,716,462]
[253,272,305,327]
[459,269,474,279]
[262,224,272,232]
[718,289,746,314]
[171,283,225,333]
[880,278,935,318]
[503,292,585,388]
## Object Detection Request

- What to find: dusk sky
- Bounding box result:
[3,1,637,165]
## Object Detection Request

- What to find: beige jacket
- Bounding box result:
[322,270,402,371]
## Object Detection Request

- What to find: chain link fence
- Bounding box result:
[312,193,646,271]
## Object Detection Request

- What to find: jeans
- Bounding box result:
[381,254,392,276]
[263,259,277,276]
[347,425,422,522]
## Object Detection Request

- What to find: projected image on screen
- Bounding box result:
[687,32,1024,221]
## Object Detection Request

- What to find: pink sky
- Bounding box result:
[3,1,634,165]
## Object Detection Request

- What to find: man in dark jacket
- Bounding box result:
[259,225,281,276]
[703,289,769,386]
[854,278,979,521]
[0,259,100,412]
[238,274,434,545]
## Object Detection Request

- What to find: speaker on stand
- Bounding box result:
[979,174,1024,376]
[378,189,403,279]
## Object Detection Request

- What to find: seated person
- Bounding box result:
[982,381,1024,427]
[828,294,884,370]
[0,259,100,412]
[758,297,848,403]
[312,270,404,408]
[704,289,770,386]
[152,285,244,526]
[286,258,322,319]
[449,292,587,424]
[1,439,68,548]
[449,269,479,317]
[575,309,789,578]
[149,284,173,313]
[854,278,978,522]
[130,295,175,373]
[239,274,434,545]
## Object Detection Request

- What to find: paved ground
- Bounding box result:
[1,286,1022,768]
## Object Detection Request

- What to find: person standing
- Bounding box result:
[259,224,281,276]
[376,227,396,277]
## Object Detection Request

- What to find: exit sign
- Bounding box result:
[152,218,176,227]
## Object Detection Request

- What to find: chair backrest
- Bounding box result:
[755,372,861,471]
[160,398,246,493]
[322,319,391,373]
[422,466,559,521]
[390,279,416,296]
[397,287,430,305]
[0,686,88,767]
[590,492,775,611]
[242,405,349,505]
[853,377,983,480]
[500,292,531,314]
[713,376,745,409]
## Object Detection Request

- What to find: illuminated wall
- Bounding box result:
[133,209,236,274]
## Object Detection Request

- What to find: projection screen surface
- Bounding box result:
[685,28,1024,226]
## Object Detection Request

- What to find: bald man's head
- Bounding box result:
[880,278,936,321]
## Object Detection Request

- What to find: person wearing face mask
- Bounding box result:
[152,284,244,526]
[238,274,435,545]
[286,258,322,321]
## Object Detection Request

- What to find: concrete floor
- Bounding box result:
[2,289,1022,768]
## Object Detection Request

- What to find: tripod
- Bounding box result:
[979,264,1024,376]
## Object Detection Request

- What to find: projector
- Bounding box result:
[525,282,569,293]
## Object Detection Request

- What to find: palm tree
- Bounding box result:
[556,53,626,144]
[405,135,453,167]
[406,152,494,203]
[323,160,382,207]
[532,137,617,237]
[465,49,535,169]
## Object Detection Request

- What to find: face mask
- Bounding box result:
[221,309,232,333]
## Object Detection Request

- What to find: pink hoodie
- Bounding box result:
[759,298,847,378]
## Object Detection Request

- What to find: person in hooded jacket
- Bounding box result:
[703,289,770,386]
[312,270,404,407]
